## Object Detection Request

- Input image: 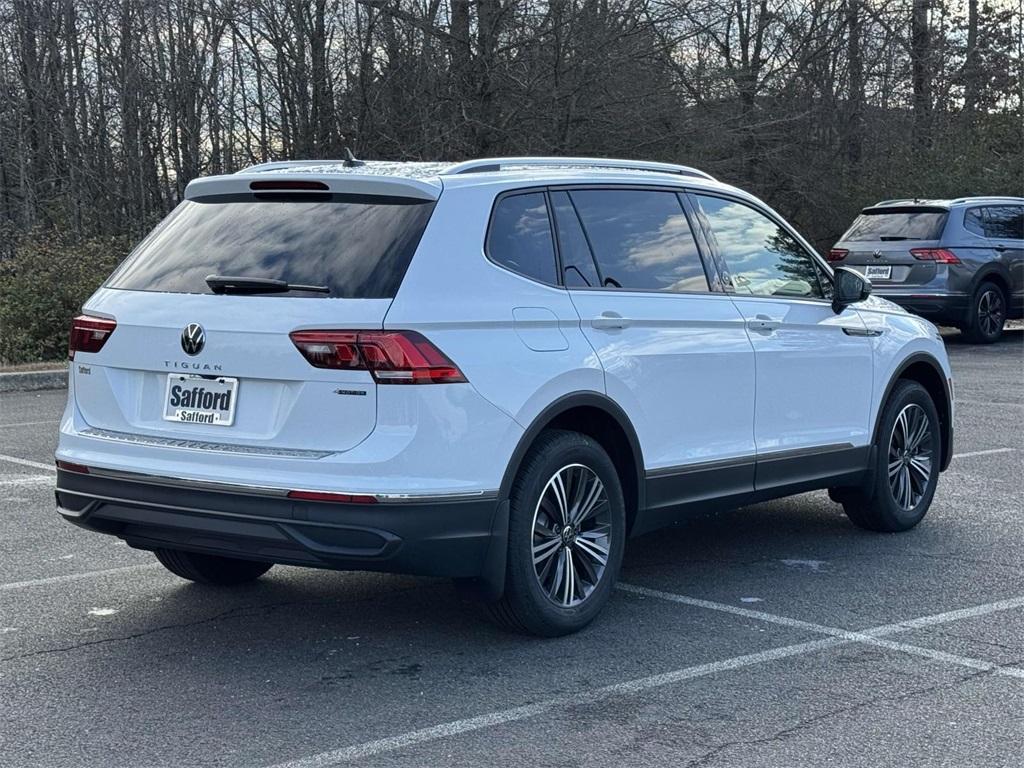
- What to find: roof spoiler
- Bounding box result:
[184,173,441,202]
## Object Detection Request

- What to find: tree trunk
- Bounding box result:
[911,0,932,150]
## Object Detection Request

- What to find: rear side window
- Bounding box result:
[568,189,708,292]
[487,193,557,284]
[549,191,601,287]
[842,209,947,241]
[107,195,435,298]
[965,206,1024,240]
[964,208,987,236]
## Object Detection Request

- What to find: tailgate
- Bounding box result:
[73,288,388,453]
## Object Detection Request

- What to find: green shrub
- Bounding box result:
[0,231,132,365]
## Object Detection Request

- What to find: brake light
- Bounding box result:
[249,180,329,191]
[911,248,961,264]
[289,330,467,384]
[287,490,377,504]
[828,248,848,262]
[68,315,116,359]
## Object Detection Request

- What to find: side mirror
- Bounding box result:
[832,267,872,314]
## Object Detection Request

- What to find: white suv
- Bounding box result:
[56,157,954,636]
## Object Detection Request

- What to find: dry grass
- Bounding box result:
[0,360,68,373]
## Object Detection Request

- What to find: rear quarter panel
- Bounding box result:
[944,210,1022,308]
[384,183,605,462]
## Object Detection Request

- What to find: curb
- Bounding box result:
[0,369,68,393]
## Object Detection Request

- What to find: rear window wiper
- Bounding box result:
[878,236,916,241]
[205,275,330,295]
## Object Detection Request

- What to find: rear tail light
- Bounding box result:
[911,248,961,264]
[68,315,116,359]
[828,248,848,262]
[287,489,377,504]
[289,330,467,384]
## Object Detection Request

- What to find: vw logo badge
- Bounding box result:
[181,323,205,356]
[872,249,883,259]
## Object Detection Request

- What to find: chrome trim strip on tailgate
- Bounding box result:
[78,427,333,459]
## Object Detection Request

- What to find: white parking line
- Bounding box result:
[0,474,52,487]
[0,564,161,592]
[955,400,1024,409]
[617,583,1024,679]
[0,419,60,429]
[0,453,55,472]
[952,447,1018,460]
[265,637,846,768]
[263,593,1024,768]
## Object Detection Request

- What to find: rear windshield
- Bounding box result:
[842,209,947,242]
[106,194,435,298]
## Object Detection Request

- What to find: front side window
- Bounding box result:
[693,194,825,299]
[568,189,708,292]
[487,193,558,284]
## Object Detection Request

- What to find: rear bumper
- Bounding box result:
[56,468,507,581]
[871,290,969,324]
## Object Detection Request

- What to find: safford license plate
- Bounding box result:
[864,265,891,280]
[163,374,238,426]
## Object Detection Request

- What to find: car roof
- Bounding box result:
[184,157,741,202]
[867,196,1024,211]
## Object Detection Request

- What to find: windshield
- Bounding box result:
[842,209,947,242]
[106,194,435,298]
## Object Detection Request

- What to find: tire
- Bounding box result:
[484,429,626,637]
[154,549,273,585]
[839,380,941,532]
[962,280,1006,344]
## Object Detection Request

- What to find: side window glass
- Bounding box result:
[487,193,557,284]
[814,261,834,300]
[693,194,824,299]
[569,189,708,292]
[550,191,601,288]
[964,208,987,237]
[982,206,1024,240]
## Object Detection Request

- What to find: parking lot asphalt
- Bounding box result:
[1,329,1022,768]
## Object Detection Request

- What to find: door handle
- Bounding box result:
[745,315,780,333]
[994,244,1007,252]
[591,312,630,330]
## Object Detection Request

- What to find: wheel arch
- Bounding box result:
[874,353,953,471]
[969,263,1011,303]
[499,393,646,535]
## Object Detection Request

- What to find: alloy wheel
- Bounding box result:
[888,404,933,511]
[531,463,612,607]
[978,289,1004,338]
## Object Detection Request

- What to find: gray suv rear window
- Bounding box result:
[107,195,435,298]
[843,209,947,241]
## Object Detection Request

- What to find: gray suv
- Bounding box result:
[830,197,1023,343]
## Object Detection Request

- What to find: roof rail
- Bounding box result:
[949,195,1024,204]
[445,157,715,181]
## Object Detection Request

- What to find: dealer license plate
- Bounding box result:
[163,374,238,426]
